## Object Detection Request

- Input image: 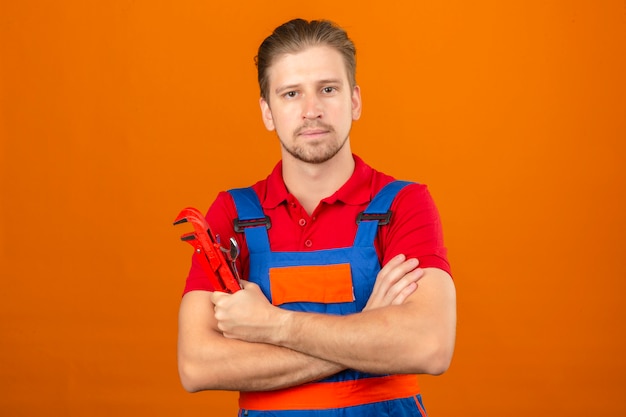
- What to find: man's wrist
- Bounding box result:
[270,308,294,346]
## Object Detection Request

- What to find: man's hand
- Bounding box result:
[211,255,424,343]
[364,254,424,311]
[210,281,284,343]
[211,254,423,343]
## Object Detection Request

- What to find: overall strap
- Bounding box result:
[227,187,271,254]
[353,180,413,247]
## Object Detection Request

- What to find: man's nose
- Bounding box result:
[302,94,323,119]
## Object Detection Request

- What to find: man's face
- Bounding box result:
[260,46,362,164]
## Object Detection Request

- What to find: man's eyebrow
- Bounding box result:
[275,84,301,95]
[318,78,343,85]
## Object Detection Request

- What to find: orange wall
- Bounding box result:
[1,1,625,416]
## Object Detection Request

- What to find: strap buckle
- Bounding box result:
[356,211,392,226]
[233,216,272,233]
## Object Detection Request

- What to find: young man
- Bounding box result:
[178,18,456,416]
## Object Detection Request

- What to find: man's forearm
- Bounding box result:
[210,267,455,378]
[274,306,434,374]
[262,269,456,375]
[178,291,344,392]
[180,334,344,392]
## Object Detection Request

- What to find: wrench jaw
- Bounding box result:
[173,207,241,294]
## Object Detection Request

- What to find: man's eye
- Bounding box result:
[285,91,298,98]
[322,87,336,94]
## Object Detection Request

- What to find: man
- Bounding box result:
[178,18,456,416]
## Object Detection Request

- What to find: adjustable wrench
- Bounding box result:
[173,207,241,293]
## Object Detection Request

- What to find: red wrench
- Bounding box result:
[173,207,241,293]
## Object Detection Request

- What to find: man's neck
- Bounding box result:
[281,147,355,216]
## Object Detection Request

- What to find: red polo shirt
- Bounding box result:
[183,155,450,294]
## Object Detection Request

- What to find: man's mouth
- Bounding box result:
[299,129,328,137]
[296,123,333,138]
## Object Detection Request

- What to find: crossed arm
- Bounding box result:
[177,255,456,392]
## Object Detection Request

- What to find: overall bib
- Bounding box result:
[228,181,428,417]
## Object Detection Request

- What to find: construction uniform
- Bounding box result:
[184,155,450,416]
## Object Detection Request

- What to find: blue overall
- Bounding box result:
[228,181,427,417]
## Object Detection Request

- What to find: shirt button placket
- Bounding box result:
[299,218,312,247]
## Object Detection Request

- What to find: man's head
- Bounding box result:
[255,19,357,102]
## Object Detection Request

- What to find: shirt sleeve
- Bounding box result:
[181,191,245,295]
[377,183,452,276]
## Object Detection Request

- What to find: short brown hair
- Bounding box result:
[255,19,357,101]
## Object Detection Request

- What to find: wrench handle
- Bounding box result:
[174,207,241,293]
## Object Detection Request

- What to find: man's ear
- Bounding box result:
[351,85,362,121]
[259,97,275,131]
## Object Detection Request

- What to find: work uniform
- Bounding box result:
[184,155,451,416]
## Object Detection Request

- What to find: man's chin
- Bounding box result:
[285,149,337,164]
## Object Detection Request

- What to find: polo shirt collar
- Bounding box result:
[261,154,374,209]
[323,154,373,206]
[262,161,290,209]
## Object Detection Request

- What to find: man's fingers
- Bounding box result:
[365,255,423,310]
[378,256,420,289]
[388,268,425,305]
[382,267,423,302]
[209,291,226,306]
[390,282,418,306]
[373,255,409,291]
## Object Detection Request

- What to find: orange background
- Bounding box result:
[1,1,625,416]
